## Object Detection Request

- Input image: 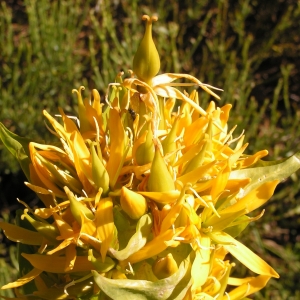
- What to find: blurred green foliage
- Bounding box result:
[0,0,300,298]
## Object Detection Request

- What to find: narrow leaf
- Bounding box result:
[229,152,300,195]
[0,122,31,179]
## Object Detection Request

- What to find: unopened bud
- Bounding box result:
[162,117,179,164]
[65,187,94,225]
[135,123,155,165]
[90,142,110,196]
[120,186,148,219]
[21,209,59,244]
[147,146,175,192]
[133,15,160,86]
[152,253,178,279]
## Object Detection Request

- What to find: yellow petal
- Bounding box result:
[160,189,185,232]
[220,180,279,215]
[123,227,184,265]
[154,85,207,116]
[191,235,211,291]
[46,238,72,255]
[238,150,269,168]
[177,161,216,186]
[138,190,180,204]
[65,243,77,272]
[152,73,221,100]
[106,108,126,188]
[211,232,279,278]
[29,164,56,208]
[223,275,272,300]
[52,211,74,239]
[1,268,42,289]
[0,221,43,245]
[95,197,114,261]
[22,254,94,273]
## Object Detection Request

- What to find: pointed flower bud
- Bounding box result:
[120,186,148,219]
[65,186,94,225]
[133,15,160,86]
[72,86,91,134]
[21,209,59,244]
[90,142,110,196]
[147,145,175,192]
[152,253,178,279]
[162,117,179,164]
[135,123,155,165]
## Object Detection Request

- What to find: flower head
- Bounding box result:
[0,14,299,300]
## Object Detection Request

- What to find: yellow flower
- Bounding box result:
[1,14,299,300]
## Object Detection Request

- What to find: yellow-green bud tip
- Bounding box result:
[152,253,178,279]
[120,186,148,219]
[133,15,160,86]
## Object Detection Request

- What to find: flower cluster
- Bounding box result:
[0,15,298,300]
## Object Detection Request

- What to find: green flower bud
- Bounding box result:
[35,152,83,195]
[120,186,148,219]
[72,86,91,134]
[135,123,155,165]
[152,253,178,279]
[65,187,94,225]
[90,142,110,196]
[162,117,179,164]
[21,209,59,244]
[133,15,160,86]
[182,139,208,174]
[147,145,175,192]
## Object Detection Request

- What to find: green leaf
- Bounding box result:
[92,256,191,300]
[110,214,152,261]
[229,152,300,195]
[0,122,31,179]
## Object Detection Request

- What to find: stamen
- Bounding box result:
[93,116,101,143]
[55,114,80,128]
[125,262,135,275]
[80,233,101,246]
[125,126,134,148]
[44,120,59,137]
[17,198,32,211]
[125,173,134,188]
[227,129,245,146]
[195,238,213,250]
[60,138,75,163]
[82,189,88,198]
[173,237,185,241]
[38,243,47,254]
[189,187,209,208]
[222,125,237,144]
[172,224,176,234]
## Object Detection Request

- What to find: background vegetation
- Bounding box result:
[0,0,300,298]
